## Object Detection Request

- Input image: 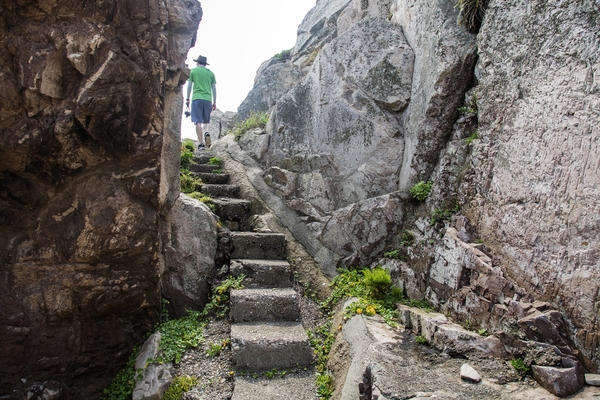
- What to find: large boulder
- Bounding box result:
[0,0,201,397]
[162,194,218,318]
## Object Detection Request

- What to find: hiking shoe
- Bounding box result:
[198,143,206,151]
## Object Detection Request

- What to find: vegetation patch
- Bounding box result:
[208,157,222,166]
[187,191,217,213]
[415,335,428,345]
[207,338,230,357]
[510,358,530,374]
[456,0,489,33]
[200,275,246,319]
[410,181,433,201]
[163,375,199,400]
[101,346,140,400]
[430,203,460,225]
[153,311,206,365]
[227,112,269,141]
[179,139,216,212]
[273,49,291,61]
[465,131,478,145]
[458,92,478,116]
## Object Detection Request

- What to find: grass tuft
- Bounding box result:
[227,112,269,141]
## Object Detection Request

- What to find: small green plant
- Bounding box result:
[399,231,414,247]
[180,170,203,194]
[207,343,223,357]
[463,318,473,331]
[264,368,279,379]
[180,141,196,170]
[273,49,291,61]
[363,267,392,299]
[208,157,222,165]
[200,275,245,319]
[163,376,198,400]
[430,203,460,225]
[227,112,269,141]
[456,0,489,33]
[383,249,405,260]
[316,373,334,399]
[101,346,140,400]
[478,328,489,337]
[415,335,428,345]
[510,358,530,373]
[465,131,478,145]
[410,181,433,201]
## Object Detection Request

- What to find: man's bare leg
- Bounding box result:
[195,123,205,147]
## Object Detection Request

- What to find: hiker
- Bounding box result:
[186,55,217,150]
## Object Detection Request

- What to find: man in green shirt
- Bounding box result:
[186,55,217,150]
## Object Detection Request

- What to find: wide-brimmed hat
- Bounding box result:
[193,56,209,65]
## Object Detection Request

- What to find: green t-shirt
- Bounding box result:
[188,66,216,102]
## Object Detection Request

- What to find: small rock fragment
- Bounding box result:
[460,363,481,383]
[585,374,600,386]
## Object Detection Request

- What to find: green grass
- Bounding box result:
[208,157,222,165]
[415,335,428,345]
[227,112,269,141]
[430,203,460,225]
[187,191,216,213]
[200,275,246,319]
[510,358,530,373]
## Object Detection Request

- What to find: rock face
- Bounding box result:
[0,0,202,397]
[467,0,600,370]
[231,0,600,373]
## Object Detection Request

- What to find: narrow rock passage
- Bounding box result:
[191,150,318,399]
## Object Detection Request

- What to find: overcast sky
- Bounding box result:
[181,0,316,140]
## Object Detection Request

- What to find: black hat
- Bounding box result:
[193,56,209,65]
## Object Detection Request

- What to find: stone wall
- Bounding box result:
[0,0,202,397]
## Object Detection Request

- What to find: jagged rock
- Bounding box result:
[0,0,201,395]
[460,364,481,383]
[470,0,600,368]
[292,0,352,65]
[237,62,304,121]
[207,109,237,139]
[266,17,413,209]
[133,332,173,400]
[162,194,218,318]
[531,357,585,397]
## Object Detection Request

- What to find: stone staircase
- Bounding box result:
[191,151,315,399]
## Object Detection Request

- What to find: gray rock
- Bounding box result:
[133,332,173,400]
[237,62,304,121]
[162,194,218,318]
[460,364,481,383]
[585,374,600,386]
[471,0,600,368]
[531,357,585,397]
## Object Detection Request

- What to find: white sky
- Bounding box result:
[181,0,316,140]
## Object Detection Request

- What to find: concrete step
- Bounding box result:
[232,372,317,400]
[212,198,252,231]
[230,288,300,323]
[190,163,222,173]
[201,184,240,198]
[230,232,287,260]
[231,322,314,371]
[194,172,230,184]
[230,259,293,288]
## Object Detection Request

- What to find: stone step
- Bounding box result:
[231,322,314,371]
[230,232,287,260]
[230,259,293,288]
[193,153,216,164]
[231,372,317,400]
[213,198,252,231]
[201,184,240,198]
[230,288,300,323]
[190,163,222,173]
[194,172,230,184]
